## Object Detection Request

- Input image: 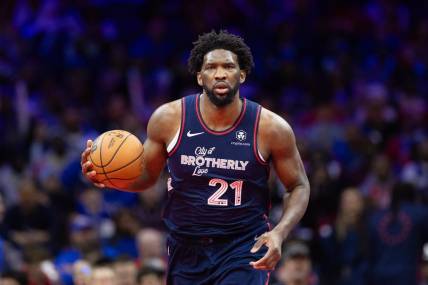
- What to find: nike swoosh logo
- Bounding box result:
[187,131,205,137]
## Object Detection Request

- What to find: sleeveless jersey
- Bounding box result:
[164,94,270,238]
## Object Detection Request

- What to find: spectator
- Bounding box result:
[402,138,428,198]
[136,264,165,285]
[91,266,117,285]
[134,174,167,231]
[274,241,317,285]
[318,188,369,285]
[0,193,23,273]
[55,214,117,285]
[360,154,395,209]
[76,188,114,241]
[113,256,137,285]
[136,228,165,268]
[368,183,428,285]
[109,210,140,258]
[3,179,53,250]
[0,153,29,207]
[72,260,92,285]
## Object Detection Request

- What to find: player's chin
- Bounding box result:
[213,91,229,99]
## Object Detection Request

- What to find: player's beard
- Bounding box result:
[203,82,239,107]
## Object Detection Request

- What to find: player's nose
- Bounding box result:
[214,67,227,80]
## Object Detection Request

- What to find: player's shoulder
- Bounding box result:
[147,99,182,142]
[256,106,296,156]
[258,106,293,139]
[151,99,182,121]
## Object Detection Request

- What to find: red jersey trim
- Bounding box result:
[167,98,185,157]
[265,272,271,285]
[254,106,269,166]
[195,94,247,135]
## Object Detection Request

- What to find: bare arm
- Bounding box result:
[251,108,310,270]
[130,100,181,191]
[81,100,181,192]
[269,116,310,237]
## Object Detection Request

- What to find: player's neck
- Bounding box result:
[199,92,243,132]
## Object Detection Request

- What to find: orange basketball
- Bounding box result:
[88,130,143,190]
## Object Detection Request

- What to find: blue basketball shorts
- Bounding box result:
[166,229,271,285]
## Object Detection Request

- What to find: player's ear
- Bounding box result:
[197,72,203,86]
[239,70,246,84]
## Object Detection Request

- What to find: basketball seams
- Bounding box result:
[89,132,134,169]
[102,132,132,167]
[104,176,121,189]
[89,153,102,167]
[99,131,114,187]
[89,130,144,190]
[103,147,143,174]
[98,175,141,182]
[103,139,143,189]
[89,133,105,168]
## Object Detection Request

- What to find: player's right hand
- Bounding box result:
[81,140,105,188]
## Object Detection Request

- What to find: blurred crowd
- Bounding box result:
[0,0,428,284]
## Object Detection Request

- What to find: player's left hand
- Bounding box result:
[250,229,283,270]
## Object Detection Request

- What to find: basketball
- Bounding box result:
[88,130,144,190]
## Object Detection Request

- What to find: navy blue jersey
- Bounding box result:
[164,94,270,238]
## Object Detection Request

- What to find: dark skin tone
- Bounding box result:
[81,49,310,270]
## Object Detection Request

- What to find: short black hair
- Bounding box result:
[188,30,254,75]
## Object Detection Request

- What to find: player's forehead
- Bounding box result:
[203,49,238,65]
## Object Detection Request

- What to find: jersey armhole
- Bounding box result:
[253,106,269,165]
[167,98,185,157]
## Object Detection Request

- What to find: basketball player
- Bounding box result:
[81,30,310,284]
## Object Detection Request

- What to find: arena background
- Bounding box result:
[0,0,428,284]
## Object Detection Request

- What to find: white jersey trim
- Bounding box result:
[258,150,267,162]
[167,127,180,153]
